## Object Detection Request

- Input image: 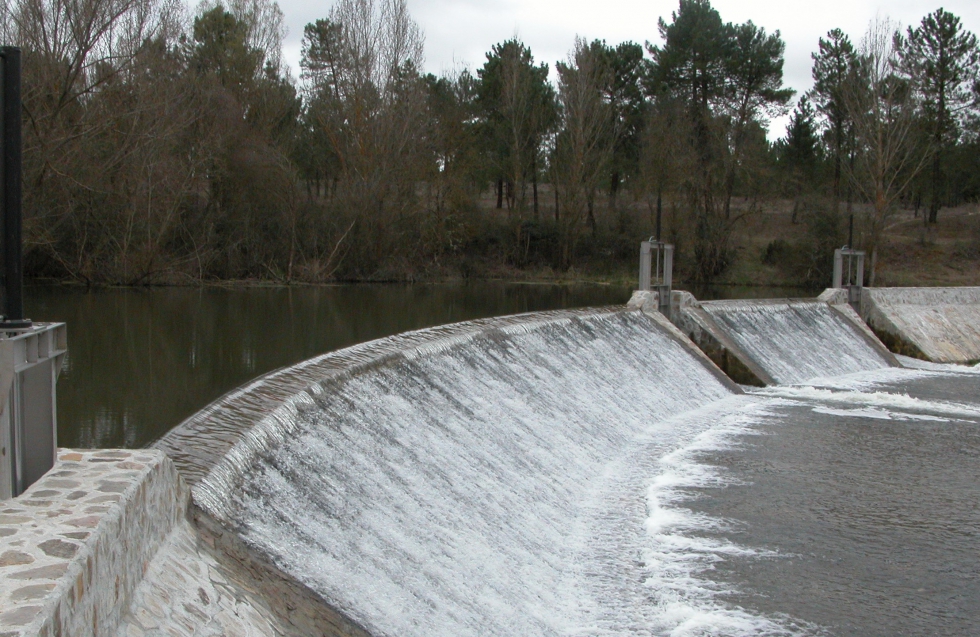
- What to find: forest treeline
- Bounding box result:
[2,0,979,284]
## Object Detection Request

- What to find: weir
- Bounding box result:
[5,283,980,634]
[862,286,980,363]
[158,308,737,636]
[671,295,899,386]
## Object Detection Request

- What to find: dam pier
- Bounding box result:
[2,260,980,634]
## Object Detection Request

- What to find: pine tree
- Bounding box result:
[810,29,858,206]
[899,9,980,223]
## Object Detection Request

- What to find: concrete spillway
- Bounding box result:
[189,309,740,636]
[863,287,980,363]
[675,298,898,386]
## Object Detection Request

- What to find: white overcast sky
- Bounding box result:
[276,0,980,138]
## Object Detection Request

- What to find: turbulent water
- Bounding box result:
[690,365,980,636]
[197,308,980,636]
[700,300,894,384]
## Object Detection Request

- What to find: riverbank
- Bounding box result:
[26,201,980,290]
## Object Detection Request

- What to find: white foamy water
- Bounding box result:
[634,403,816,637]
[700,301,893,385]
[759,385,980,418]
[895,354,980,373]
[206,311,821,636]
[548,396,818,637]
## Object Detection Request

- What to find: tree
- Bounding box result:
[477,39,557,219]
[424,68,482,214]
[721,20,794,218]
[592,40,646,208]
[638,94,691,241]
[298,0,429,277]
[552,37,616,267]
[297,18,344,197]
[12,0,197,282]
[843,17,928,285]
[898,8,980,223]
[649,0,729,203]
[192,7,264,95]
[810,28,859,205]
[782,95,820,223]
[649,0,790,281]
[195,0,287,76]
[648,0,732,281]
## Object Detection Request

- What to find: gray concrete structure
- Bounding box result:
[860,286,980,363]
[0,323,67,500]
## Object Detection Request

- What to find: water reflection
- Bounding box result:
[26,283,632,448]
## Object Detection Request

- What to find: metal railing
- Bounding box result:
[639,239,673,313]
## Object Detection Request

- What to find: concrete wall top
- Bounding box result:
[698,297,825,309]
[865,286,980,308]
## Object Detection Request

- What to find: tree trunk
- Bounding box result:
[930,79,947,225]
[833,119,843,208]
[723,168,735,220]
[610,171,620,211]
[532,156,539,218]
[554,185,559,222]
[656,188,663,241]
[928,149,941,224]
[496,178,503,209]
[587,197,597,237]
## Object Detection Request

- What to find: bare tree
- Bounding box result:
[552,37,615,268]
[300,0,429,275]
[8,0,193,281]
[843,17,929,284]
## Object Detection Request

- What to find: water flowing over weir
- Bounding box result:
[187,309,745,636]
[696,299,896,385]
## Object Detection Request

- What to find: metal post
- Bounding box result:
[658,244,673,314]
[851,251,864,307]
[638,240,652,292]
[833,249,843,288]
[0,47,30,330]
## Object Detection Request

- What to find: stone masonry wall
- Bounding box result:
[0,450,185,637]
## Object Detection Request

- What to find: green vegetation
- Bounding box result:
[3,0,979,286]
